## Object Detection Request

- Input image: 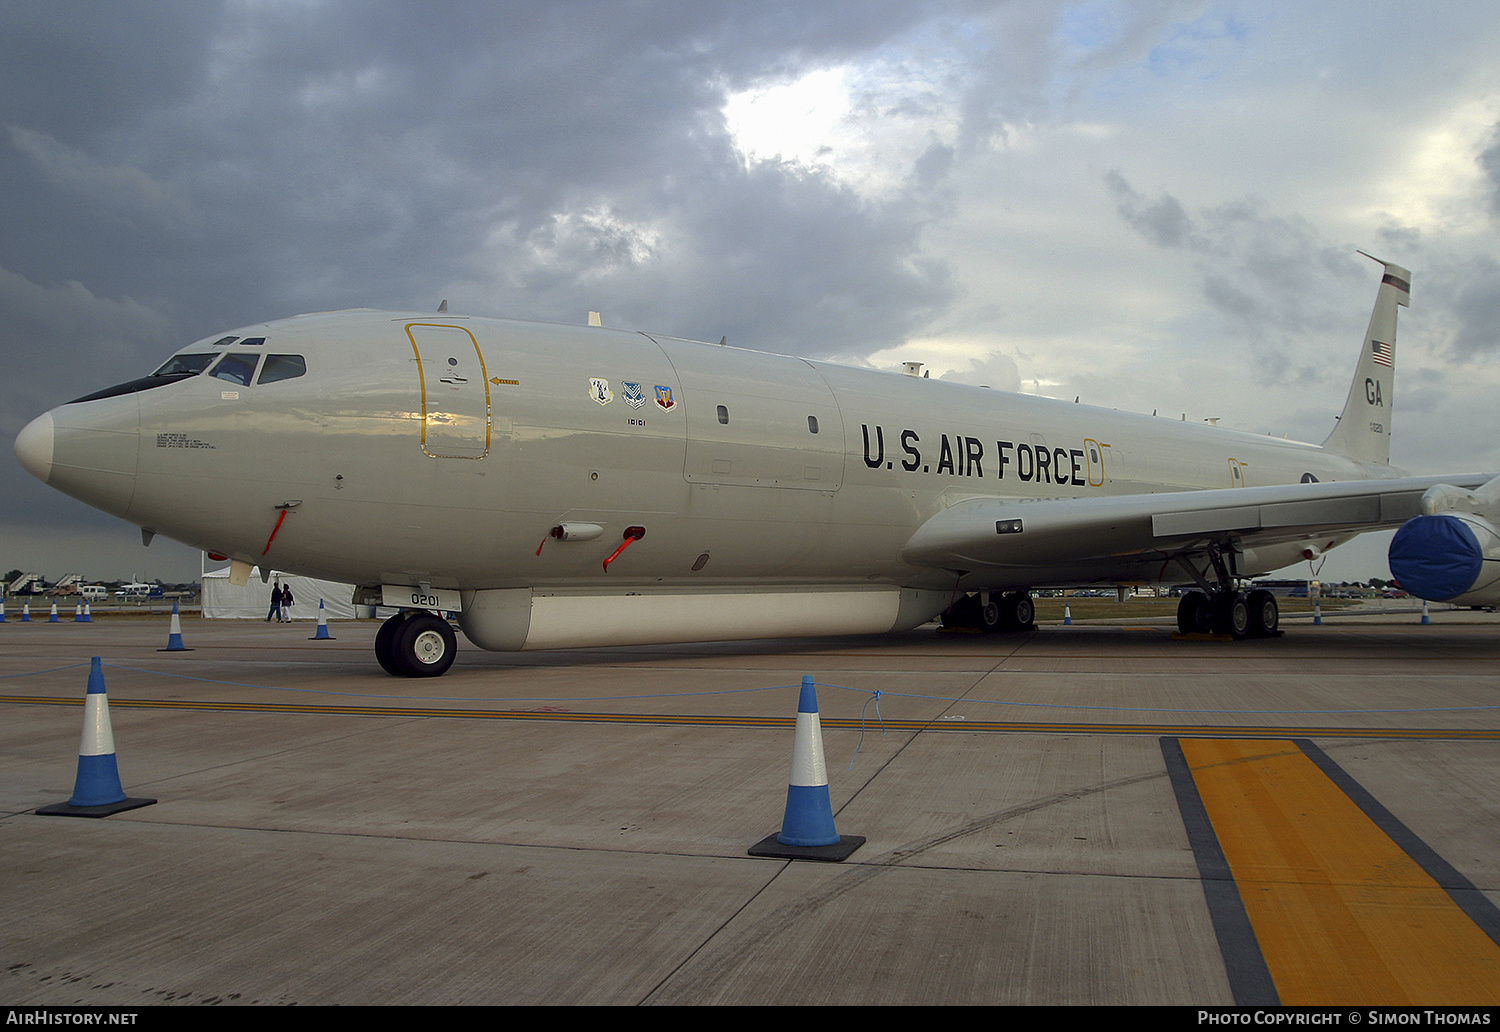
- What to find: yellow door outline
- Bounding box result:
[406,323,492,459]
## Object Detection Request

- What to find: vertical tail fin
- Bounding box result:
[1321,253,1410,466]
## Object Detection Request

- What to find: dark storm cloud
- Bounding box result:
[0,1,223,136]
[1,1,966,349]
[0,0,980,570]
[1439,255,1500,360]
[1103,168,1195,247]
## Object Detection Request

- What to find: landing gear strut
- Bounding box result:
[1172,542,1280,640]
[375,610,458,676]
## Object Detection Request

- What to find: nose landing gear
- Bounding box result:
[375,610,458,676]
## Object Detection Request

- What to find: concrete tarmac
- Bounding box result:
[1,611,1497,1006]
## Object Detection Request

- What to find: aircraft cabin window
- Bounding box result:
[808,415,819,434]
[257,354,307,385]
[717,405,729,424]
[209,352,261,387]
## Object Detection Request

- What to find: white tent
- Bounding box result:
[202,567,360,620]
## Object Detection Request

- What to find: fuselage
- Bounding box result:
[21,309,1389,603]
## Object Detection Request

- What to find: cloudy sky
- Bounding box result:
[3,0,1499,585]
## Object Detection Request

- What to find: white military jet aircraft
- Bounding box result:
[15,256,1500,676]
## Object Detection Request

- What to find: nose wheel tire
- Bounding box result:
[376,611,457,677]
[374,612,407,675]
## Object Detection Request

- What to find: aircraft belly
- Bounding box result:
[457,585,950,651]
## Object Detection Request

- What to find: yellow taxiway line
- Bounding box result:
[1179,738,1500,1005]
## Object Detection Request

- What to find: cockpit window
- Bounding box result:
[257,354,306,385]
[152,353,217,376]
[209,353,261,386]
[211,336,239,346]
[67,345,266,404]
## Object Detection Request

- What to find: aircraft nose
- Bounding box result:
[20,397,141,518]
[14,411,55,483]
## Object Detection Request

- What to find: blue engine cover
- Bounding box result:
[1388,514,1482,601]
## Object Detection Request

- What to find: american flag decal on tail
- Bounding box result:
[1371,340,1393,367]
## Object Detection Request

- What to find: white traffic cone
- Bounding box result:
[308,598,336,640]
[36,657,156,817]
[158,600,192,651]
[749,676,864,861]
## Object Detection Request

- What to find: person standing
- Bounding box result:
[280,583,294,622]
[267,582,283,622]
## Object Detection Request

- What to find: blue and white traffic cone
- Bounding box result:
[22,603,31,621]
[1313,599,1323,626]
[1063,602,1073,625]
[82,603,92,622]
[73,603,84,622]
[36,657,156,817]
[308,598,336,640]
[49,603,59,622]
[748,676,864,861]
[1421,599,1430,625]
[158,600,192,652]
[0,603,6,623]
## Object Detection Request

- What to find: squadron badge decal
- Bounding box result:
[589,378,613,405]
[654,385,676,412]
[622,381,645,409]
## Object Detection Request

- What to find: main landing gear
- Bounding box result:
[375,610,457,677]
[1172,542,1280,640]
[1175,588,1279,639]
[941,590,1036,633]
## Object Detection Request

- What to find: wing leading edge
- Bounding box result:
[900,473,1498,579]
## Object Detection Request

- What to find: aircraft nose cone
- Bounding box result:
[23,396,140,518]
[14,411,54,484]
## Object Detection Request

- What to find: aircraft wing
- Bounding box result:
[900,472,1498,574]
